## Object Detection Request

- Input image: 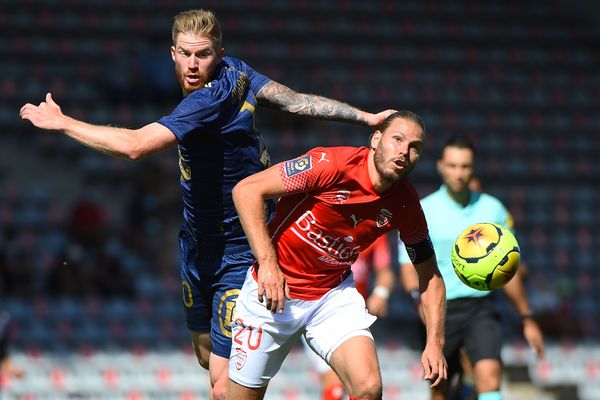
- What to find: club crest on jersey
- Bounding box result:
[284,155,312,177]
[376,209,393,227]
[235,348,247,370]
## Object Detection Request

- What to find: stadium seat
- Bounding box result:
[2,1,598,397]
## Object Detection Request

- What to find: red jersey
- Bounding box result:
[255,146,429,300]
[352,234,391,299]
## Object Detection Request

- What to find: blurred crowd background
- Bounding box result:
[1,0,599,399]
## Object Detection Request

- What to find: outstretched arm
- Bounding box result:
[20,93,178,160]
[256,80,396,127]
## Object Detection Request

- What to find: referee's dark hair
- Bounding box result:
[440,135,476,160]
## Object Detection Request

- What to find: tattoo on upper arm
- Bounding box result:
[257,81,361,123]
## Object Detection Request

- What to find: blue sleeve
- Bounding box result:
[223,56,270,94]
[157,91,222,141]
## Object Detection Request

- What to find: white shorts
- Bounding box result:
[229,268,377,388]
[301,335,331,374]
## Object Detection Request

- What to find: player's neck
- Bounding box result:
[447,188,470,207]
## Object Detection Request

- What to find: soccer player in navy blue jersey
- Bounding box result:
[20,9,395,400]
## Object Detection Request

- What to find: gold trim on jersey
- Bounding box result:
[218,289,240,337]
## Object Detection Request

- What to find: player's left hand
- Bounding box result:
[523,318,545,359]
[257,263,291,314]
[366,109,397,127]
[20,93,67,131]
[421,342,447,389]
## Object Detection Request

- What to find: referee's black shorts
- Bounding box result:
[444,296,502,379]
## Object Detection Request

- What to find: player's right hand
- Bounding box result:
[421,342,447,390]
[19,93,66,131]
[257,264,291,314]
[366,109,397,127]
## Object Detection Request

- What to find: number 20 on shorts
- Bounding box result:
[233,318,263,350]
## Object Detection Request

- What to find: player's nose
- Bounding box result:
[187,55,199,68]
[397,142,409,157]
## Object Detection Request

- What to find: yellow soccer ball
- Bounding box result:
[451,223,520,291]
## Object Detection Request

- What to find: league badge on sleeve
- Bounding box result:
[284,155,312,177]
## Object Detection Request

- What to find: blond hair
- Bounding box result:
[172,9,222,49]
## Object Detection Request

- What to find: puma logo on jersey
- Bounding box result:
[317,152,330,163]
[350,214,363,228]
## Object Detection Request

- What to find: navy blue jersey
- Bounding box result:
[158,57,270,243]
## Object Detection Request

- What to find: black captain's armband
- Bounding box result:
[405,235,434,264]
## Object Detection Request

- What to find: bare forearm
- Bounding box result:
[20,93,175,159]
[421,274,446,345]
[232,185,277,265]
[257,81,370,125]
[61,117,144,159]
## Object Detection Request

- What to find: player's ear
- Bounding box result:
[370,130,382,150]
[171,45,176,61]
[436,159,443,174]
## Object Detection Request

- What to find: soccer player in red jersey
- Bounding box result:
[228,111,447,400]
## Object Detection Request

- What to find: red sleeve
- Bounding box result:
[396,183,430,246]
[277,147,339,193]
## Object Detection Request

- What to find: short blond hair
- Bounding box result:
[172,9,222,49]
